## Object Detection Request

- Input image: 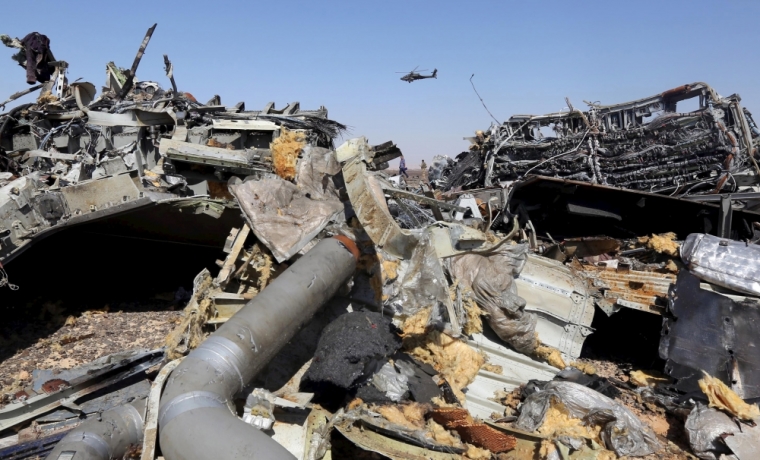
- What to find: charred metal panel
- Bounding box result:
[510,176,760,240]
[660,270,760,399]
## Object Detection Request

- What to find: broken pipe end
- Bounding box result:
[333,234,360,261]
[44,400,145,460]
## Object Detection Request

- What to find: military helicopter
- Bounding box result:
[397,66,438,83]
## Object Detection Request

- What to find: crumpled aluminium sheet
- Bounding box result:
[516,381,661,457]
[230,176,343,263]
[449,243,537,354]
[370,360,415,402]
[386,232,452,320]
[296,146,343,201]
[681,233,760,297]
[685,403,741,460]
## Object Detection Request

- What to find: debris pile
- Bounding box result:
[435,83,760,196]
[0,24,344,265]
[3,26,760,460]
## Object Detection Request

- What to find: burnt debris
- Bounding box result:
[3,26,760,460]
[435,83,760,198]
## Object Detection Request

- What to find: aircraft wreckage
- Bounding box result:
[0,26,344,268]
[3,25,760,460]
[434,82,760,198]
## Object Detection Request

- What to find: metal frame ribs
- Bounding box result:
[440,82,760,196]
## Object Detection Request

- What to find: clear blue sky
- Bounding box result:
[2,0,760,167]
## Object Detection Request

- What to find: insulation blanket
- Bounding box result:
[681,233,760,297]
[449,243,537,354]
[516,381,660,457]
[387,232,452,318]
[685,403,742,460]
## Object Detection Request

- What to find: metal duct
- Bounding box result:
[45,399,146,460]
[158,236,359,460]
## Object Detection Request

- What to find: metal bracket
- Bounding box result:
[719,194,733,239]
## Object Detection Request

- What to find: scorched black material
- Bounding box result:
[301,311,402,401]
[660,270,760,400]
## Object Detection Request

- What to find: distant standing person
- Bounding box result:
[420,159,428,183]
[420,159,427,170]
[399,155,409,178]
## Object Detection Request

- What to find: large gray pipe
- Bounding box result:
[158,236,359,460]
[45,399,146,460]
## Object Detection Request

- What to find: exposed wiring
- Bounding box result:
[486,199,493,230]
[492,119,532,155]
[470,74,500,125]
[727,172,738,192]
[669,178,682,196]
[0,263,18,290]
[522,129,590,176]
[681,177,717,195]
